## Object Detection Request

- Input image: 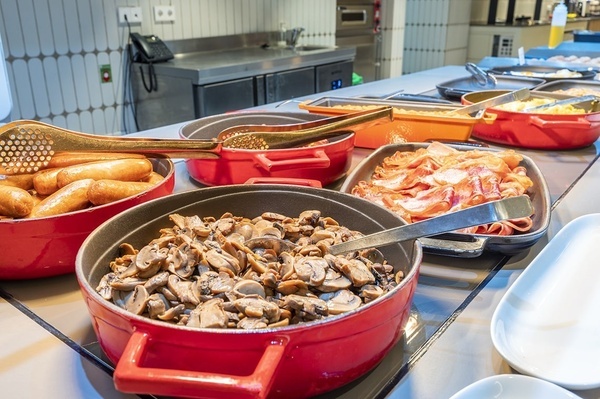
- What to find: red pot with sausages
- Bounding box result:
[462,90,600,150]
[179,112,355,186]
[0,158,174,280]
[75,184,421,399]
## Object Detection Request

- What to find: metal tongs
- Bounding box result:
[523,95,599,113]
[452,87,531,116]
[465,62,498,87]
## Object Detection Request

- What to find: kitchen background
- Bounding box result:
[0,0,561,135]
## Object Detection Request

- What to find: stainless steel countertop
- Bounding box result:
[149,45,356,85]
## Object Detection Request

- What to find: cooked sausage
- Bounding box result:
[28,179,94,218]
[142,171,164,184]
[57,158,153,188]
[32,168,63,195]
[0,173,34,190]
[88,179,155,206]
[46,152,146,169]
[0,186,35,218]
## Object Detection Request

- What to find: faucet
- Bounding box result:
[289,27,305,48]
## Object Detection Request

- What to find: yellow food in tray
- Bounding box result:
[494,98,586,114]
[331,104,473,118]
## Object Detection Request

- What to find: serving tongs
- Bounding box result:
[216,106,394,148]
[0,107,393,174]
[523,94,600,113]
[465,62,498,87]
[244,195,533,256]
[452,87,531,116]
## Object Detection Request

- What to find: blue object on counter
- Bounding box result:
[574,30,600,43]
[526,41,600,59]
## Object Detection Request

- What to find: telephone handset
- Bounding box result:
[130,32,174,63]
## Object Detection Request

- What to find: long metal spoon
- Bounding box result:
[244,195,533,256]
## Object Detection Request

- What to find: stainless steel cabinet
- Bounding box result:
[265,67,316,103]
[194,77,256,117]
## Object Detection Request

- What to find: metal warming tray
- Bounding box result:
[436,75,546,100]
[533,79,600,96]
[340,143,551,257]
[298,96,496,149]
[488,65,597,82]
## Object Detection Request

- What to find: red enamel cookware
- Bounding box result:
[179,112,355,186]
[75,184,422,399]
[0,158,174,280]
[462,90,600,150]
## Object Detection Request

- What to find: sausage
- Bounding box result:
[0,173,35,190]
[0,186,35,218]
[142,171,164,184]
[87,179,155,206]
[46,152,146,169]
[57,158,153,188]
[32,168,63,195]
[28,179,94,218]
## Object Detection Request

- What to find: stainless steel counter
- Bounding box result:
[155,46,357,85]
[2,65,600,398]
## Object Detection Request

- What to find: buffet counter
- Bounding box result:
[1,65,600,398]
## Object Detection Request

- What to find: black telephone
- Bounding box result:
[130,32,173,63]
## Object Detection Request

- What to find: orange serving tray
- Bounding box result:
[299,97,496,149]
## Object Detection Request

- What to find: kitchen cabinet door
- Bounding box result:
[194,77,256,117]
[265,67,315,103]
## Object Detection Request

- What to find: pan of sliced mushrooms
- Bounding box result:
[75,184,422,399]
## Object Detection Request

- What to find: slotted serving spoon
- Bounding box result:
[244,195,533,256]
[0,107,393,174]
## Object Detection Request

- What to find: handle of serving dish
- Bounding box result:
[254,150,330,171]
[113,331,288,399]
[419,236,489,258]
[245,177,323,187]
[528,115,591,129]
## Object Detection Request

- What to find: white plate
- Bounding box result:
[491,214,600,390]
[449,374,581,399]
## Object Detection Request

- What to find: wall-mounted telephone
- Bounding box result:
[130,33,174,63]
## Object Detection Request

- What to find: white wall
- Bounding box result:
[0,0,336,134]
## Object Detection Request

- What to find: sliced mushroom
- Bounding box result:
[205,248,240,275]
[157,303,186,321]
[298,210,321,226]
[198,298,229,329]
[167,274,199,306]
[237,317,268,330]
[279,252,295,280]
[109,276,147,291]
[143,271,170,294]
[96,273,117,300]
[135,243,167,278]
[339,258,376,287]
[360,284,385,302]
[316,269,352,293]
[233,279,266,298]
[325,289,362,315]
[282,294,328,320]
[233,294,281,323]
[293,256,327,286]
[147,293,170,319]
[276,279,309,296]
[124,285,150,315]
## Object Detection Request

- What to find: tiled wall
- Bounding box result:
[403,0,473,74]
[381,0,406,78]
[0,0,337,135]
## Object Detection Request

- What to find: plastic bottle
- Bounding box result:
[548,1,568,48]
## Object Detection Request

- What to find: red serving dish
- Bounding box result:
[179,112,355,186]
[76,185,421,399]
[0,158,175,280]
[462,90,600,150]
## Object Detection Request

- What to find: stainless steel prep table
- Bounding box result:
[2,65,600,399]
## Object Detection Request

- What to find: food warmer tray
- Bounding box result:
[435,75,546,100]
[533,79,600,95]
[339,143,551,257]
[488,65,597,82]
[298,96,495,149]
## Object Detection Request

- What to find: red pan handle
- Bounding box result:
[113,331,288,399]
[528,115,592,129]
[253,150,330,171]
